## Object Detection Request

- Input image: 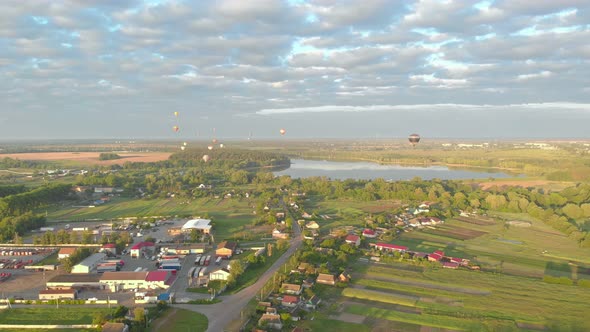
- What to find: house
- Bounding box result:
[101,272,149,292]
[362,229,377,238]
[102,322,129,332]
[39,288,77,300]
[130,242,155,259]
[275,212,285,220]
[216,241,237,258]
[338,272,351,283]
[46,274,104,290]
[272,228,289,240]
[281,283,302,295]
[298,262,315,274]
[372,243,408,252]
[428,250,444,262]
[72,253,107,274]
[305,295,321,310]
[144,270,175,289]
[258,313,283,330]
[58,247,77,260]
[197,184,212,189]
[305,221,319,229]
[344,234,360,247]
[209,268,231,281]
[101,243,117,255]
[281,295,300,308]
[316,273,336,286]
[301,212,313,219]
[443,262,459,269]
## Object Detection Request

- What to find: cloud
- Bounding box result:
[0,0,589,139]
[257,102,590,115]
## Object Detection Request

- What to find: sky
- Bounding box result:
[1,0,590,140]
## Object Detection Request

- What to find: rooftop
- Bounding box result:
[58,247,77,255]
[48,274,101,283]
[39,289,76,294]
[181,218,212,230]
[100,271,147,281]
[145,270,171,282]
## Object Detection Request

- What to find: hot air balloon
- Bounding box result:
[219,143,224,148]
[174,111,179,117]
[173,126,180,132]
[208,145,213,150]
[408,133,421,147]
[202,155,210,162]
[180,146,185,151]
[280,128,286,136]
[212,138,218,144]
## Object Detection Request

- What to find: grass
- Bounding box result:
[299,312,371,332]
[0,307,114,325]
[149,308,207,332]
[342,288,418,307]
[33,251,59,266]
[225,247,288,294]
[43,196,265,241]
[349,263,590,329]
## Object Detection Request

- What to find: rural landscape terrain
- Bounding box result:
[0,139,589,332]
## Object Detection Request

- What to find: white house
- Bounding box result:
[209,268,231,281]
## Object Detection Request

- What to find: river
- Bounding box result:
[273,159,518,181]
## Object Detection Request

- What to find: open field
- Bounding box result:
[299,312,371,332]
[149,308,207,332]
[43,196,270,242]
[340,263,590,330]
[0,152,172,165]
[0,307,114,325]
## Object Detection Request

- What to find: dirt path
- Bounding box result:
[150,308,178,332]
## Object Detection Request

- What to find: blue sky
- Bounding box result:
[1,0,590,140]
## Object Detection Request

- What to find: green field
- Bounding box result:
[299,313,371,332]
[149,308,207,332]
[43,196,266,241]
[226,246,288,294]
[0,307,114,325]
[301,196,590,331]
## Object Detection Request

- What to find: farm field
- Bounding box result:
[149,308,207,332]
[0,152,172,166]
[0,307,114,325]
[394,213,590,278]
[340,263,590,331]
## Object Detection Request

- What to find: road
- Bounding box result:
[176,212,302,332]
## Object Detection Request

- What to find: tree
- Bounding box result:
[92,312,107,325]
[134,307,146,325]
[562,204,583,219]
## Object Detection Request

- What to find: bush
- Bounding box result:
[578,279,590,288]
[543,275,574,285]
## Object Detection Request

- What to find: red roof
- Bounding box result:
[450,257,462,263]
[131,242,155,250]
[376,243,408,251]
[282,295,299,304]
[363,229,375,235]
[345,234,359,242]
[102,243,116,248]
[145,270,171,282]
[429,253,443,261]
[433,250,445,256]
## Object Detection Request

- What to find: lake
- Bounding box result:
[274,159,518,181]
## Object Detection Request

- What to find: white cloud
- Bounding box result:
[257,102,590,115]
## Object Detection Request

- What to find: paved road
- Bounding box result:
[176,213,302,332]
